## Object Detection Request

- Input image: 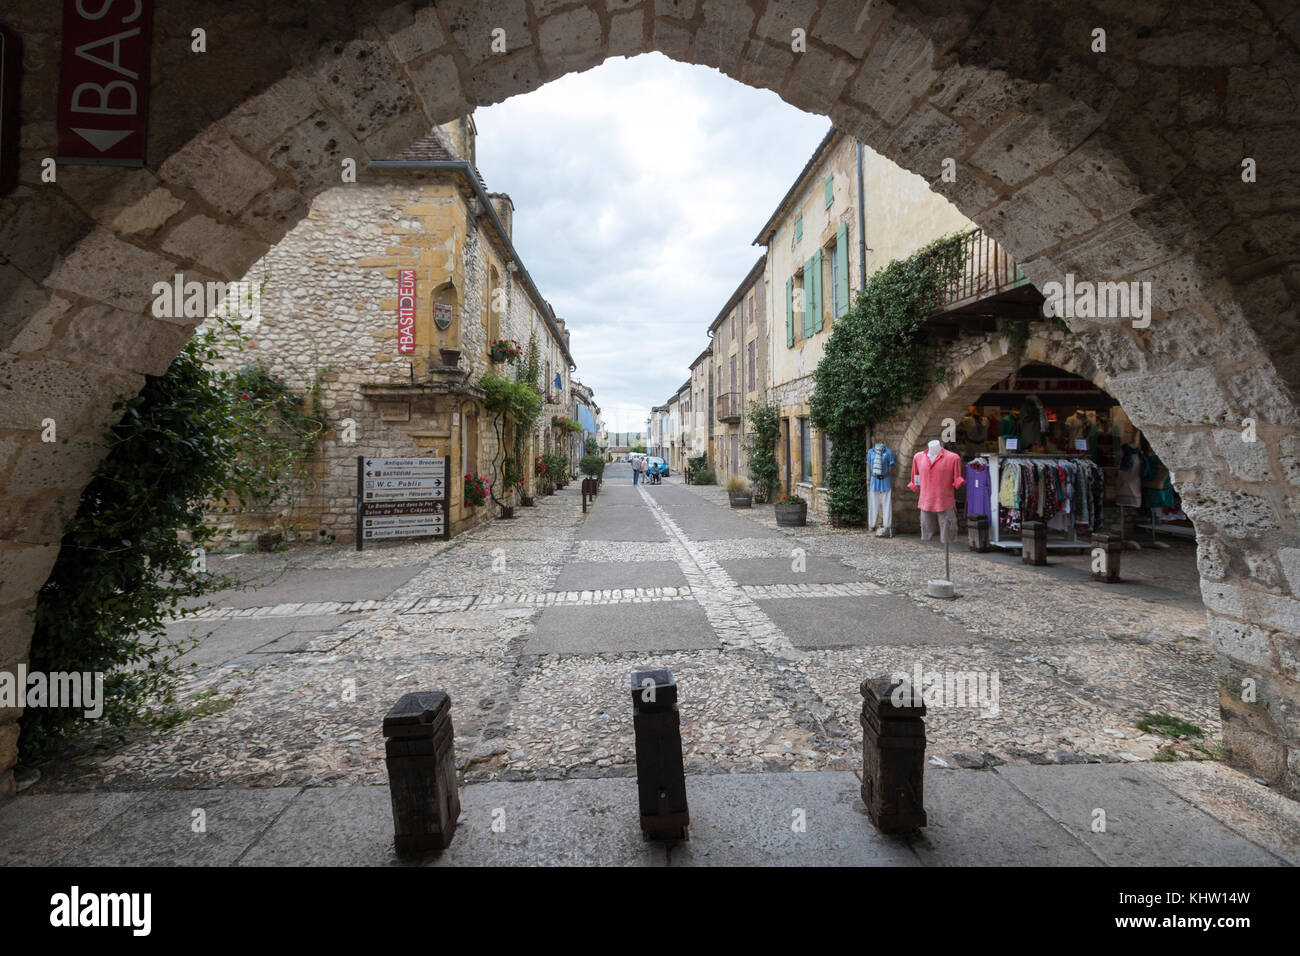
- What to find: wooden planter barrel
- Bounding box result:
[728,493,752,509]
[774,502,807,526]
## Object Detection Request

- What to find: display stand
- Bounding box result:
[983,453,1093,554]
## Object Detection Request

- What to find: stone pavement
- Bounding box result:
[6,463,1292,865]
[2,761,1297,866]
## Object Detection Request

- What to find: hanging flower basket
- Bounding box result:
[490,338,522,363]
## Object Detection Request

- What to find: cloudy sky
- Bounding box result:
[475,53,829,435]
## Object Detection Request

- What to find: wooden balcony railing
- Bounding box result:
[931,228,1029,314]
[716,392,742,423]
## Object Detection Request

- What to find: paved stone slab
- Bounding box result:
[524,600,720,655]
[186,566,424,609]
[996,763,1286,865]
[49,787,302,866]
[0,791,147,865]
[433,777,667,866]
[757,595,982,648]
[575,503,667,542]
[1139,761,1300,864]
[909,768,1100,866]
[554,560,688,591]
[166,613,351,670]
[238,785,410,866]
[666,770,919,866]
[721,556,864,586]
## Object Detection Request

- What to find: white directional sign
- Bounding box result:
[356,456,451,549]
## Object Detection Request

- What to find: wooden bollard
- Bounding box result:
[860,678,928,834]
[967,513,990,552]
[383,691,460,855]
[1091,532,1123,582]
[630,669,689,841]
[1021,521,1047,565]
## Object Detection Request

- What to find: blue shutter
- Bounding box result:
[801,260,814,338]
[835,223,849,318]
[824,175,833,208]
[785,278,794,347]
[794,215,802,242]
[809,253,823,334]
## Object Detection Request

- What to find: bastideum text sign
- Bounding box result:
[357,456,450,550]
[56,0,155,165]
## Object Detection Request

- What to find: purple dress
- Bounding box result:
[964,462,992,518]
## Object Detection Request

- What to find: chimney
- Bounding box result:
[488,192,514,241]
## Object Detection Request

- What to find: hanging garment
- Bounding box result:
[1143,453,1176,509]
[964,460,992,518]
[908,447,965,513]
[867,444,894,493]
[1116,443,1143,508]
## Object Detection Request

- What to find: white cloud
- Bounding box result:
[475,54,829,434]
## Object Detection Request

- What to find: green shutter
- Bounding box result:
[811,251,824,333]
[794,215,802,242]
[835,222,849,318]
[824,175,833,208]
[802,259,814,337]
[785,277,794,347]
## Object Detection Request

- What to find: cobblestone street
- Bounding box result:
[27,462,1217,795]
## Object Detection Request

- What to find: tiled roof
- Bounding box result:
[389,126,487,188]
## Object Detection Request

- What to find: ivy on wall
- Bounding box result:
[809,233,967,523]
[744,397,781,502]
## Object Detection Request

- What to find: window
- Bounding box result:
[799,418,811,482]
[829,242,840,321]
[824,175,833,208]
[801,255,821,337]
[835,222,850,319]
[747,340,755,391]
[794,214,802,242]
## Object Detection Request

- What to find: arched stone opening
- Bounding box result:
[0,0,1296,795]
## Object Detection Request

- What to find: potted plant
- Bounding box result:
[773,492,808,527]
[490,338,522,363]
[726,475,752,508]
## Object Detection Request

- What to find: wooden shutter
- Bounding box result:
[810,252,824,334]
[836,223,850,318]
[824,175,833,208]
[801,260,814,338]
[785,277,794,347]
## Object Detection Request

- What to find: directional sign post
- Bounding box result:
[357,456,451,550]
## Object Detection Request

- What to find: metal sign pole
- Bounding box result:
[356,456,364,552]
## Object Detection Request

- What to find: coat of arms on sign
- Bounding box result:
[434,302,453,331]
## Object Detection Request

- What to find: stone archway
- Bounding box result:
[1,0,1297,795]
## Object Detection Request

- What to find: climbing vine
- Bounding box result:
[809,232,966,523]
[744,397,781,502]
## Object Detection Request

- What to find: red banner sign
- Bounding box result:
[397,269,416,354]
[56,0,154,165]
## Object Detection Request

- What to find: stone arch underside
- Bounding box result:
[1,0,1297,794]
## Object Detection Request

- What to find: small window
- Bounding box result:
[794,215,802,242]
[824,175,833,208]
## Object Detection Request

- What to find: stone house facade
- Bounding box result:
[708,256,768,487]
[205,117,577,544]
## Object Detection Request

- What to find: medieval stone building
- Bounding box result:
[203,117,580,543]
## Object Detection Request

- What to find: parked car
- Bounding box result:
[647,456,669,479]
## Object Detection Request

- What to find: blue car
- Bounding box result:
[647,456,669,480]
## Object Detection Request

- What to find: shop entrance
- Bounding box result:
[953,363,1191,554]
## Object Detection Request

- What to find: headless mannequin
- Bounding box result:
[927,439,940,462]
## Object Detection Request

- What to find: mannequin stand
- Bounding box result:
[925,535,956,599]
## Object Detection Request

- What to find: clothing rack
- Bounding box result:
[982,453,1097,552]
